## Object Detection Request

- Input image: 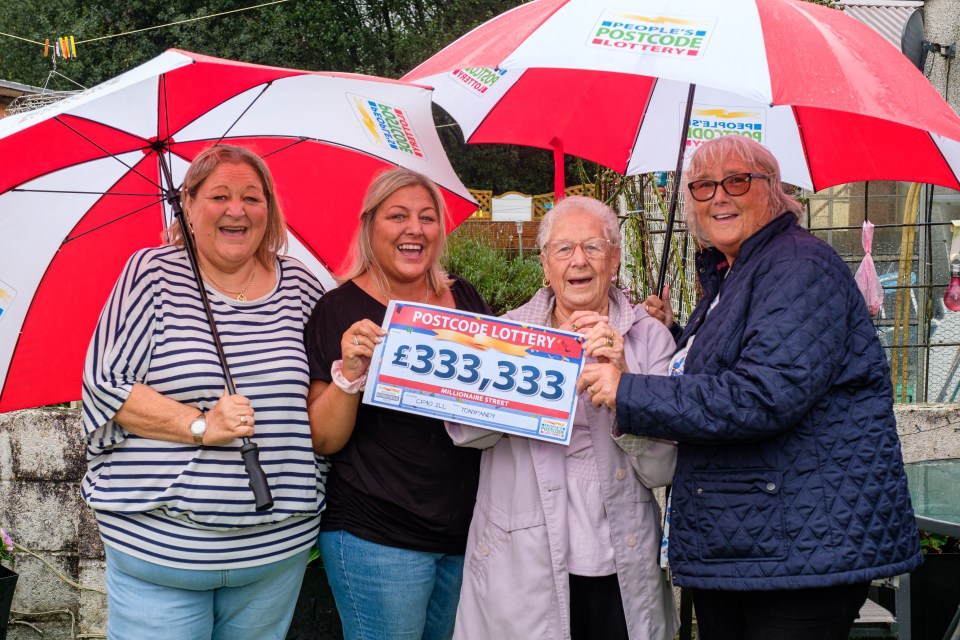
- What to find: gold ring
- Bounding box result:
[606,337,614,348]
[240,416,248,426]
[571,322,579,331]
[589,385,597,395]
[353,335,360,346]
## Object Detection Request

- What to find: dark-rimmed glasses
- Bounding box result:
[542,238,613,260]
[687,173,770,202]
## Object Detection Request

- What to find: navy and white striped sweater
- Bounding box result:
[82,245,327,569]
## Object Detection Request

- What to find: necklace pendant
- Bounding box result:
[236,293,247,302]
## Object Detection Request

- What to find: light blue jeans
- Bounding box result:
[319,530,464,640]
[104,545,310,640]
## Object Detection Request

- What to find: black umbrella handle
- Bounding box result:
[240,440,273,511]
[656,84,698,296]
[167,191,274,512]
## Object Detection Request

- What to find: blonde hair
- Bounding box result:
[683,136,802,247]
[338,168,452,298]
[166,144,288,265]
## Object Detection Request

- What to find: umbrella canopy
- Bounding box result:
[405,0,960,192]
[0,49,476,412]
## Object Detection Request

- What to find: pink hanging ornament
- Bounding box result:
[854,221,883,316]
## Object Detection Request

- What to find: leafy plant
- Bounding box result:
[920,530,960,554]
[444,231,543,316]
[575,159,696,319]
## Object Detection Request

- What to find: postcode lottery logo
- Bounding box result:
[0,279,15,320]
[350,94,426,159]
[449,68,508,96]
[588,11,715,58]
[685,105,766,158]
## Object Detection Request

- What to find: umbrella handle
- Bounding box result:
[168,190,275,512]
[241,440,274,511]
[656,84,697,296]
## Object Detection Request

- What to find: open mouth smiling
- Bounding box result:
[398,243,424,256]
[567,275,594,287]
[219,225,248,237]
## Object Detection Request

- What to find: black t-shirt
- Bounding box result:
[305,276,491,554]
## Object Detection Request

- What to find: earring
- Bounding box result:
[542,277,551,288]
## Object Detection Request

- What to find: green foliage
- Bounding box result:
[920,530,960,554]
[444,231,543,316]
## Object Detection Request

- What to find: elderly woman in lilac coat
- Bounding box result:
[446,196,678,640]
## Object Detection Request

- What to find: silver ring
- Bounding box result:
[353,335,360,346]
[240,416,248,426]
[571,322,579,331]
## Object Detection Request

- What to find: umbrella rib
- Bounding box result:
[53,116,162,190]
[259,137,310,159]
[63,196,166,243]
[13,188,160,197]
[212,83,273,148]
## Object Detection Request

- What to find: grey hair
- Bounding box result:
[537,195,622,249]
[683,136,802,246]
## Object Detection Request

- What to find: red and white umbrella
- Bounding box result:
[0,49,476,412]
[406,0,960,193]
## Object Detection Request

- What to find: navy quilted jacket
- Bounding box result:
[616,213,922,590]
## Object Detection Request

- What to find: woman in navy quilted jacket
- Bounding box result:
[578,135,922,640]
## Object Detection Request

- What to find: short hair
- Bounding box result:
[338,167,452,298]
[683,136,802,246]
[537,195,622,250]
[167,144,288,265]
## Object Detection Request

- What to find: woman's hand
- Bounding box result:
[205,390,255,446]
[583,320,627,373]
[577,362,622,410]
[340,320,386,381]
[557,309,608,334]
[643,285,673,329]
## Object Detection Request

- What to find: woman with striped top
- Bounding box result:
[82,145,327,640]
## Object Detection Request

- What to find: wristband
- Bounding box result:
[331,359,367,394]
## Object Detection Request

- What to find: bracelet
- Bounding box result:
[331,359,367,394]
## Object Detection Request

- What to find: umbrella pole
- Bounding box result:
[655,84,697,295]
[164,187,275,512]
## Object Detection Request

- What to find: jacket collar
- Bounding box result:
[698,212,797,275]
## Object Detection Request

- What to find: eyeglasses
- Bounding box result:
[687,172,770,202]
[542,237,614,260]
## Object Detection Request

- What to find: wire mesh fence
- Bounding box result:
[617,176,960,404]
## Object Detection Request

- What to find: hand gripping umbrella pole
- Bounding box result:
[160,160,274,512]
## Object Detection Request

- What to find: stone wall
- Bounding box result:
[0,408,105,640]
[1,404,958,639]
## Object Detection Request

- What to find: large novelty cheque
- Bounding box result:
[363,301,585,445]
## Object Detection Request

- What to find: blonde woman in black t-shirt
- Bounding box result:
[304,168,490,640]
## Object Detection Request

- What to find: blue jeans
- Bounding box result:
[319,530,464,640]
[104,545,309,640]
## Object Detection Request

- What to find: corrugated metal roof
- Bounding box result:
[839,1,924,51]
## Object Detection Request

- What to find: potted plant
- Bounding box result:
[0,527,18,640]
[909,531,960,640]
